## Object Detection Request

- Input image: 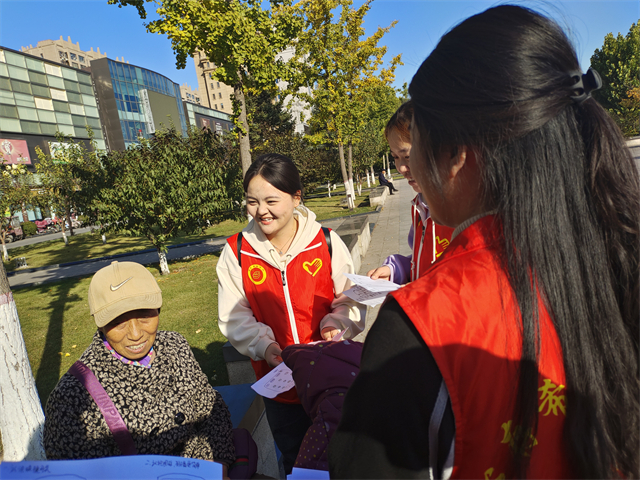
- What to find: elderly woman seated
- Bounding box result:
[44,261,235,468]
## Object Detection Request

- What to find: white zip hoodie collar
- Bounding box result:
[240,206,322,270]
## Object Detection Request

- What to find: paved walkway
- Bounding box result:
[354,176,413,341]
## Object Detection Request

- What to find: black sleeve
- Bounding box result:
[328,298,454,479]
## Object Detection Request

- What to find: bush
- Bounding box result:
[22,221,37,236]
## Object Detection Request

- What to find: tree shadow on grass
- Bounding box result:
[33,277,84,407]
[192,340,229,387]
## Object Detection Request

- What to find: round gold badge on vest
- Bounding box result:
[247,264,267,285]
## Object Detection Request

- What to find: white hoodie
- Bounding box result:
[216,206,365,361]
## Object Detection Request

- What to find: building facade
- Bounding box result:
[192,50,235,115]
[180,83,201,105]
[90,57,188,150]
[20,36,107,70]
[183,101,233,133]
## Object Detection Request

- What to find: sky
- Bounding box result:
[0,0,638,92]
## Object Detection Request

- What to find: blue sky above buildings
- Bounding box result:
[0,0,637,93]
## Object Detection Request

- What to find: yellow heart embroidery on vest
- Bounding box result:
[303,258,323,277]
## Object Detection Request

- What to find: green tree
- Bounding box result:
[0,164,33,261]
[591,22,640,137]
[288,0,400,208]
[91,127,242,275]
[109,0,303,175]
[35,131,100,245]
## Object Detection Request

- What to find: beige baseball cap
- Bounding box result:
[88,261,162,328]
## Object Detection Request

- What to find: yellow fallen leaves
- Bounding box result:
[196,329,202,334]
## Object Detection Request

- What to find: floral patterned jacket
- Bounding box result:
[44,330,235,463]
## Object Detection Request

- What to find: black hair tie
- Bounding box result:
[569,68,602,104]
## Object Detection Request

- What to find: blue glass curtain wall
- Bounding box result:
[107,59,187,144]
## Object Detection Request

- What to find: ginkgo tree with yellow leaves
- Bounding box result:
[287,0,401,209]
[109,0,303,175]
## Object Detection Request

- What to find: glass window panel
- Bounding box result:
[45,63,62,77]
[85,116,100,128]
[78,72,92,85]
[75,126,89,138]
[10,80,31,95]
[79,83,92,95]
[17,107,38,121]
[0,104,18,118]
[47,75,64,89]
[0,76,11,91]
[8,66,29,81]
[69,103,84,115]
[71,114,86,127]
[117,63,125,81]
[57,124,75,136]
[40,123,58,135]
[0,92,15,105]
[67,91,82,104]
[124,65,132,82]
[34,97,54,110]
[82,94,96,107]
[135,67,143,84]
[61,68,78,81]
[0,63,8,77]
[118,110,125,120]
[92,128,103,139]
[63,79,80,92]
[37,109,56,122]
[31,84,50,98]
[50,88,68,101]
[0,117,21,132]
[20,120,41,134]
[0,50,5,62]
[84,105,99,118]
[95,139,106,150]
[70,53,77,61]
[55,112,72,124]
[29,71,48,85]
[52,100,70,112]
[25,57,45,72]
[14,93,34,107]
[4,51,26,68]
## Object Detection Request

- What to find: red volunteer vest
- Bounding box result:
[392,215,574,478]
[410,195,455,281]
[228,229,334,403]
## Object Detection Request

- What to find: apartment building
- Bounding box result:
[20,36,107,70]
[192,50,234,115]
[180,83,201,105]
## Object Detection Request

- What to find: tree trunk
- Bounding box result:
[338,143,355,210]
[61,224,69,246]
[327,182,331,198]
[2,241,7,262]
[102,234,107,245]
[347,141,355,200]
[234,82,252,176]
[157,248,170,275]
[0,262,46,460]
[65,199,74,237]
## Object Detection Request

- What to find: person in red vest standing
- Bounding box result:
[368,101,454,284]
[330,5,639,479]
[217,153,364,475]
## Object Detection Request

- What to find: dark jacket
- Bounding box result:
[378,172,391,186]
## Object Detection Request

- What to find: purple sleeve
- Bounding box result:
[383,254,412,284]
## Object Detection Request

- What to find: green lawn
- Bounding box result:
[14,253,228,408]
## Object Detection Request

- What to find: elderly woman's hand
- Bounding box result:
[265,342,283,368]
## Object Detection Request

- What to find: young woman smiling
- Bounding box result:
[217,153,364,474]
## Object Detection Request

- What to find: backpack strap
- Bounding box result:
[322,227,332,259]
[69,360,137,456]
[236,232,243,268]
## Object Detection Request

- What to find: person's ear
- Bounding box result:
[293,191,301,207]
[447,146,470,180]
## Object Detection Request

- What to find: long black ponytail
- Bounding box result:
[409,5,639,478]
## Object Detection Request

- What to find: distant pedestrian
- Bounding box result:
[378,169,397,195]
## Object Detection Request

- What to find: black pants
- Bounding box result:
[383,182,395,194]
[263,398,312,475]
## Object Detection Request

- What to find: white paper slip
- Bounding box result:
[342,273,401,306]
[344,273,401,292]
[251,361,295,398]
